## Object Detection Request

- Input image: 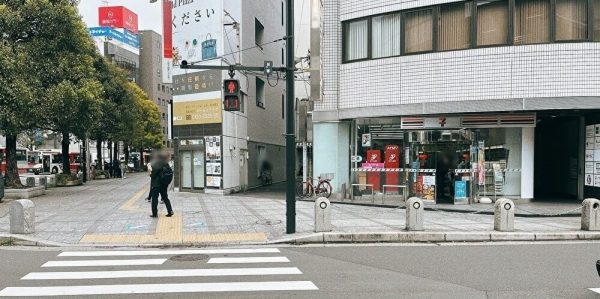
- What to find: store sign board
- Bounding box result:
[454,181,467,202]
[173,99,222,126]
[173,70,221,95]
[423,117,460,129]
[585,125,600,187]
[361,133,371,147]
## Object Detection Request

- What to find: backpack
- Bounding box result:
[161,164,173,186]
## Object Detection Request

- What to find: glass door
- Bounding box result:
[192,150,205,189]
[181,151,192,189]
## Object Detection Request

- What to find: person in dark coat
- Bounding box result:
[149,153,173,218]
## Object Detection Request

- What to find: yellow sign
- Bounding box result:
[174,99,222,125]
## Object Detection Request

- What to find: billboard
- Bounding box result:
[162,0,174,83]
[99,6,139,34]
[174,99,222,126]
[89,27,140,49]
[172,0,223,70]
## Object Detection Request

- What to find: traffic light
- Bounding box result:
[223,79,241,112]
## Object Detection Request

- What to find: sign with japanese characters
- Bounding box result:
[173,99,222,125]
[173,70,222,95]
[172,0,223,68]
[585,124,600,187]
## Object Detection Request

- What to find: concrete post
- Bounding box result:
[581,198,600,231]
[25,177,35,188]
[10,199,35,234]
[39,177,47,190]
[314,197,332,232]
[406,197,424,231]
[494,198,515,232]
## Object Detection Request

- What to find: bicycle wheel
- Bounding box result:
[296,181,313,198]
[315,181,332,198]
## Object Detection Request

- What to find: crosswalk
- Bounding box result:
[0,247,318,297]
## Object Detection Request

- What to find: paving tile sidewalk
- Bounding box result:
[0,173,587,246]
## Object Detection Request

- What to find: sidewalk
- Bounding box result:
[0,173,591,246]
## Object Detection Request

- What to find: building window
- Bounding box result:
[372,13,401,58]
[158,98,161,105]
[163,127,166,134]
[162,113,166,120]
[556,0,588,41]
[162,99,166,106]
[256,77,265,108]
[281,94,285,119]
[439,2,472,51]
[514,0,551,45]
[162,85,165,93]
[255,18,265,48]
[344,19,369,61]
[595,0,600,41]
[157,84,161,91]
[404,8,434,54]
[477,0,509,46]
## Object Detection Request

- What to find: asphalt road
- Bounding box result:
[1,242,600,298]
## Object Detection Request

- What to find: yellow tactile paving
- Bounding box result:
[120,185,149,212]
[154,214,183,242]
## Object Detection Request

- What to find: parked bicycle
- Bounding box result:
[296,173,333,199]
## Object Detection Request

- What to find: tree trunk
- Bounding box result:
[61,131,70,174]
[139,147,145,168]
[5,133,23,188]
[113,142,119,177]
[96,140,102,170]
[124,144,130,169]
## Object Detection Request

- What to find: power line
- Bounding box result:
[186,37,286,65]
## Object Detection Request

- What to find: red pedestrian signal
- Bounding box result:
[223,79,241,112]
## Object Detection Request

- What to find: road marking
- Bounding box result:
[119,185,148,212]
[41,259,167,267]
[589,288,600,294]
[208,257,290,264]
[22,267,302,280]
[58,248,280,257]
[0,281,319,296]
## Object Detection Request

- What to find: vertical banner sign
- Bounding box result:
[172,0,223,71]
[384,145,400,191]
[585,125,595,186]
[478,141,485,186]
[162,0,173,84]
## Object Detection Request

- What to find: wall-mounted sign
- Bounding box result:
[173,70,222,95]
[173,99,222,126]
[585,125,600,187]
[206,176,221,188]
[424,117,460,129]
[205,136,221,162]
[206,162,222,175]
[361,133,371,147]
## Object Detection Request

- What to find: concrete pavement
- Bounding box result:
[0,173,594,246]
[1,242,600,298]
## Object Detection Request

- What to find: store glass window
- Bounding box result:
[404,8,434,54]
[439,2,472,51]
[372,13,402,58]
[556,0,588,41]
[514,0,551,45]
[477,0,509,46]
[344,19,369,61]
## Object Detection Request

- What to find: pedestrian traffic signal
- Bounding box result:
[223,79,241,111]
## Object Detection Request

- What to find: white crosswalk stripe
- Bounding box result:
[0,247,318,297]
[589,288,600,294]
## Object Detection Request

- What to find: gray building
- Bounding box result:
[139,30,171,147]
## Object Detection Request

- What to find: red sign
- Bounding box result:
[99,6,139,34]
[163,0,173,58]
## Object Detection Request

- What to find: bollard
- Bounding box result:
[581,198,600,231]
[405,197,424,231]
[494,198,515,232]
[314,197,332,232]
[39,177,48,190]
[10,199,35,234]
[25,177,35,188]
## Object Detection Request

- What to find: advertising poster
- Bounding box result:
[206,176,221,188]
[587,125,595,138]
[99,6,139,33]
[205,136,221,162]
[586,162,594,174]
[585,124,600,187]
[173,99,222,125]
[477,141,485,186]
[595,175,600,188]
[586,174,594,186]
[162,0,173,83]
[172,0,223,69]
[454,181,468,203]
[422,175,436,201]
[206,162,222,175]
[361,133,371,147]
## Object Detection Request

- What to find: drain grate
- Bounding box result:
[169,254,209,262]
[255,219,282,226]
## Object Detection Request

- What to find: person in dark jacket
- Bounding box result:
[149,153,173,218]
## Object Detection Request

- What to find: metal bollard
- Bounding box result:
[405,197,424,231]
[25,177,35,188]
[10,199,35,234]
[39,177,48,190]
[494,198,515,232]
[314,197,332,232]
[581,198,600,231]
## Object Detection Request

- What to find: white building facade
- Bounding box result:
[314,0,600,203]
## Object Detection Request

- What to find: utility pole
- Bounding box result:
[285,0,296,234]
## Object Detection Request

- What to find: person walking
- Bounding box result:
[149,153,174,218]
[120,159,127,179]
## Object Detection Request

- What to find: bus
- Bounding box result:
[0,147,30,175]
[28,150,82,174]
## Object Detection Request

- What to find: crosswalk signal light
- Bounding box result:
[223,79,241,112]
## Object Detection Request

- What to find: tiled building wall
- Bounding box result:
[317,0,600,117]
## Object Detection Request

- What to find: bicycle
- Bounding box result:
[296,175,333,199]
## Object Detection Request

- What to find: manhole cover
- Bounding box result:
[256,219,282,226]
[169,254,209,262]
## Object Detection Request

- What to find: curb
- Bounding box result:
[0,234,65,247]
[269,231,600,244]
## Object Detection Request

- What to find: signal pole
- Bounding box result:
[285,0,296,234]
